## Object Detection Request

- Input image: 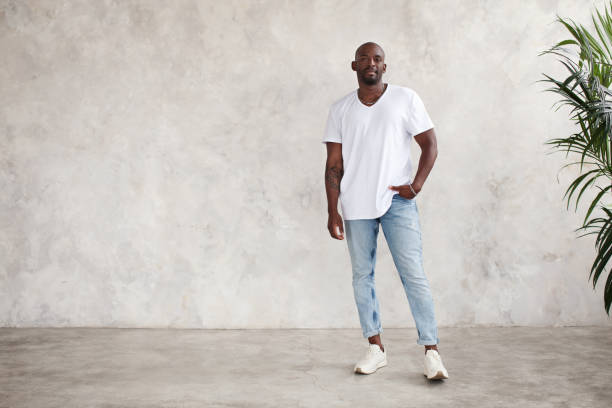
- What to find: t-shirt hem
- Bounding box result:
[341,194,396,220]
[411,124,434,137]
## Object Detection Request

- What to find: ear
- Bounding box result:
[351,61,357,71]
[382,63,387,73]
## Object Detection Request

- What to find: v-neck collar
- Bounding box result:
[356,83,390,108]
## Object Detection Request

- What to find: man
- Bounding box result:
[322,42,449,380]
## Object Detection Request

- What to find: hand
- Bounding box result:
[388,183,421,199]
[327,212,345,240]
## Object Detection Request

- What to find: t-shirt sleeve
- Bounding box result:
[406,91,434,137]
[322,106,342,144]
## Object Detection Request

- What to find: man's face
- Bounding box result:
[352,45,386,85]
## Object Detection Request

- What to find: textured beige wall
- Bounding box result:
[1,0,611,328]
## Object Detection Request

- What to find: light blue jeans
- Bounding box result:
[344,194,440,345]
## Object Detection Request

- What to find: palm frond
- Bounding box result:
[541,2,612,314]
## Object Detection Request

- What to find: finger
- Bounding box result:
[335,225,344,239]
[329,224,339,239]
[336,225,344,240]
[389,185,398,191]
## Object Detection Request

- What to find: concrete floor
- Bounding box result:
[1,326,611,407]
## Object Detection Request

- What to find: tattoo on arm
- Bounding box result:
[325,166,344,192]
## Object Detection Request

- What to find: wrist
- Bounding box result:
[411,181,423,193]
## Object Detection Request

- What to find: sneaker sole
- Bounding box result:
[424,371,448,380]
[355,359,387,375]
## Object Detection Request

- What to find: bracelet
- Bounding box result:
[408,184,417,196]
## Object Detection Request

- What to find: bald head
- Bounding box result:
[355,42,385,60]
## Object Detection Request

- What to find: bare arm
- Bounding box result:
[325,142,345,239]
[412,128,438,192]
[389,128,438,198]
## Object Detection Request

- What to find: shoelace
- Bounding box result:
[426,351,440,360]
[368,345,382,354]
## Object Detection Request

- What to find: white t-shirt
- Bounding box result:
[322,84,434,220]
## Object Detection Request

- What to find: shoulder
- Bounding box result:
[389,85,430,111]
[328,89,356,113]
[389,84,420,100]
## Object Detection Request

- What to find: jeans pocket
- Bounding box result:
[394,194,414,202]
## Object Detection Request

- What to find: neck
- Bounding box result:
[359,82,386,96]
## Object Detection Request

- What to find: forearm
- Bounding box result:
[325,162,343,214]
[412,145,438,191]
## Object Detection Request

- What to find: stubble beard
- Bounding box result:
[362,71,380,86]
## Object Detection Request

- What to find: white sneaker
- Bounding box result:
[423,349,449,380]
[354,344,387,374]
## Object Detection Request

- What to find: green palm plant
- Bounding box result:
[540,2,612,315]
